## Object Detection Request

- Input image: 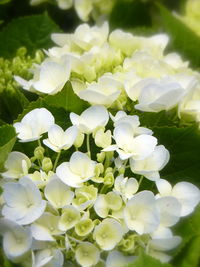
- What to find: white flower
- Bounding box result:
[58,205,80,231]
[2,177,46,225]
[94,128,112,148]
[56,0,73,10]
[124,191,160,234]
[0,219,32,262]
[78,75,121,106]
[44,176,74,209]
[156,196,181,227]
[33,248,64,267]
[114,174,139,200]
[93,218,123,250]
[94,192,122,218]
[33,59,71,94]
[134,78,185,112]
[43,124,78,152]
[106,251,136,267]
[130,145,170,181]
[51,22,108,51]
[70,105,109,134]
[31,212,62,242]
[2,151,31,179]
[14,108,55,142]
[56,151,96,188]
[74,0,93,21]
[156,179,200,216]
[149,226,182,252]
[75,242,100,267]
[104,123,157,160]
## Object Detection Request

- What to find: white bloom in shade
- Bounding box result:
[2,151,31,179]
[0,219,32,262]
[156,179,200,216]
[130,145,170,181]
[2,177,46,225]
[33,248,64,267]
[56,0,73,10]
[74,0,93,21]
[79,75,121,106]
[156,197,181,227]
[106,251,136,267]
[51,22,108,51]
[114,175,139,200]
[14,108,55,142]
[110,111,152,136]
[150,226,182,252]
[104,123,157,160]
[56,151,96,188]
[94,192,122,218]
[44,177,74,209]
[58,205,80,231]
[124,191,160,234]
[93,218,123,250]
[70,105,109,134]
[134,78,185,112]
[75,242,100,267]
[94,128,112,148]
[33,59,71,94]
[27,170,53,188]
[43,124,78,152]
[31,212,62,242]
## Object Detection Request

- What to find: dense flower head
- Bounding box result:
[15,21,200,127]
[1,104,200,267]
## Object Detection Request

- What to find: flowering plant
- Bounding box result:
[1,1,200,267]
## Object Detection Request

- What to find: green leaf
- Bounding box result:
[43,82,89,114]
[152,125,200,186]
[126,252,171,267]
[172,206,200,267]
[0,124,16,171]
[0,14,61,58]
[157,4,200,68]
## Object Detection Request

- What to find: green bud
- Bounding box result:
[104,172,114,187]
[75,219,94,236]
[16,47,27,57]
[97,152,105,163]
[74,132,84,148]
[42,157,53,172]
[94,163,104,177]
[118,166,125,174]
[105,167,113,174]
[34,146,45,160]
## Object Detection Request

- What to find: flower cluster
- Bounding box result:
[16,22,200,126]
[30,0,115,21]
[0,106,199,267]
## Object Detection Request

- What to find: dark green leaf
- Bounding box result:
[152,125,200,186]
[172,206,200,267]
[43,81,89,114]
[0,14,61,58]
[157,4,200,68]
[126,252,171,267]
[0,124,16,171]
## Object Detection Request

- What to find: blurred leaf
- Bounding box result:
[0,0,12,4]
[157,4,200,68]
[127,251,171,267]
[152,125,200,186]
[0,14,61,58]
[172,206,200,267]
[44,81,89,114]
[109,0,151,30]
[0,89,29,123]
[0,124,16,171]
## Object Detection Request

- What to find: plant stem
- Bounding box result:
[86,134,91,157]
[53,151,61,172]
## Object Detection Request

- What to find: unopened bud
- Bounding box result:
[34,146,45,160]
[74,132,84,148]
[97,152,105,163]
[42,157,53,172]
[104,172,114,187]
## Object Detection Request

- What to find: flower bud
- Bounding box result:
[42,157,53,172]
[95,163,104,177]
[97,152,105,163]
[34,146,45,160]
[104,172,114,187]
[74,132,84,148]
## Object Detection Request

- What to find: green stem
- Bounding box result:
[38,139,42,147]
[86,134,91,157]
[138,175,144,187]
[53,151,61,172]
